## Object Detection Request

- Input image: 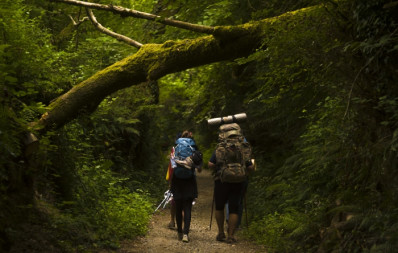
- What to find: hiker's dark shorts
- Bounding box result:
[214,180,244,214]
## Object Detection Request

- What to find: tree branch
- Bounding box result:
[86,8,142,48]
[68,14,89,26]
[52,0,216,34]
[33,22,262,133]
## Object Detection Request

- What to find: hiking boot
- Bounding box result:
[226,236,237,244]
[168,221,175,229]
[216,232,226,241]
[182,234,189,243]
[178,232,183,241]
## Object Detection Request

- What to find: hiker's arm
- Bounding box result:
[208,151,219,176]
[208,161,216,169]
[245,160,255,173]
[208,161,217,174]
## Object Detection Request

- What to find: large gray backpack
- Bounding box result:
[215,123,251,183]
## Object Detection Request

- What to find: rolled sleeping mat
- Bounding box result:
[207,113,247,126]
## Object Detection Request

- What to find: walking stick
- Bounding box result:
[244,193,248,228]
[153,190,172,214]
[209,188,215,230]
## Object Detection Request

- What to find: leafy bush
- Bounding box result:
[247,211,312,252]
[71,159,153,247]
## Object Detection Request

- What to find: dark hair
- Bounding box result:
[181,130,192,138]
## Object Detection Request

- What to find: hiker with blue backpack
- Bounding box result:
[208,123,254,244]
[170,130,203,243]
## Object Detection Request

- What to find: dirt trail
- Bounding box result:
[115,169,266,253]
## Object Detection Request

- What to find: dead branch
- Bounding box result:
[53,0,215,34]
[68,14,89,26]
[86,8,142,48]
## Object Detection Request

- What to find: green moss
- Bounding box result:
[162,40,177,48]
[213,23,256,40]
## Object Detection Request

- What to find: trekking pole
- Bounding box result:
[209,189,215,230]
[153,190,172,214]
[154,197,167,214]
[244,193,248,228]
[163,192,172,209]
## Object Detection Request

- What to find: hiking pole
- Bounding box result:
[244,193,248,228]
[154,197,167,214]
[209,188,215,230]
[163,192,172,209]
[154,190,172,214]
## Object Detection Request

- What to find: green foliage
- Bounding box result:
[247,211,312,252]
[40,83,165,248]
[240,1,398,252]
[0,2,66,249]
[73,159,152,243]
[38,108,159,249]
[1,0,166,250]
[1,0,398,252]
[250,0,323,20]
[0,0,74,104]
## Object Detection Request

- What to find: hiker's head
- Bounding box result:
[181,130,193,138]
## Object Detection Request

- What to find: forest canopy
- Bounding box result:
[1,0,398,252]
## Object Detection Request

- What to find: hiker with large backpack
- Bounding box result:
[208,123,254,244]
[170,130,203,243]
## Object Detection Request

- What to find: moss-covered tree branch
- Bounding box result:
[33,4,324,133]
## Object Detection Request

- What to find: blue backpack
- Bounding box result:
[174,138,196,179]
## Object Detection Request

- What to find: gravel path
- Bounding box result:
[114,169,267,253]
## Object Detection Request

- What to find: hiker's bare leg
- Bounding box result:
[215,210,225,234]
[228,213,238,239]
[170,201,176,223]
